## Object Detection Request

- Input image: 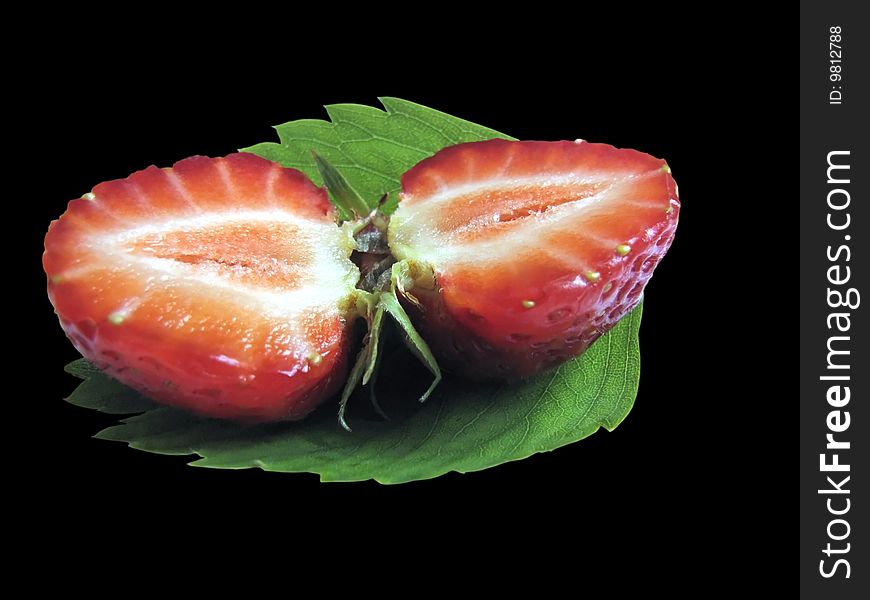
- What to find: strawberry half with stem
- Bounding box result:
[387,139,679,379]
[44,153,361,421]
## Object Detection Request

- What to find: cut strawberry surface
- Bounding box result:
[45,153,360,421]
[388,139,679,379]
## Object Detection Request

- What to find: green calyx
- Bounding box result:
[337,261,442,432]
[319,131,444,431]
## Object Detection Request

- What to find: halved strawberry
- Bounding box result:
[44,153,360,421]
[388,139,679,379]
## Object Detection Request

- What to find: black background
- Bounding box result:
[19,12,791,586]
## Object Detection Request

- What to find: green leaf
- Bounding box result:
[66,304,642,483]
[61,99,646,484]
[64,359,156,415]
[241,97,512,215]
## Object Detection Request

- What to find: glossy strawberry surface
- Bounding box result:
[44,153,359,421]
[388,139,679,378]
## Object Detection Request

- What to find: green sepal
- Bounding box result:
[312,151,371,222]
[381,261,442,403]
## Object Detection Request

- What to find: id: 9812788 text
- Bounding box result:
[828,26,843,105]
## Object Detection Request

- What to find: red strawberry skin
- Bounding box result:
[388,139,679,379]
[45,153,360,421]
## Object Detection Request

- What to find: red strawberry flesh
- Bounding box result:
[388,139,679,378]
[45,153,359,421]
